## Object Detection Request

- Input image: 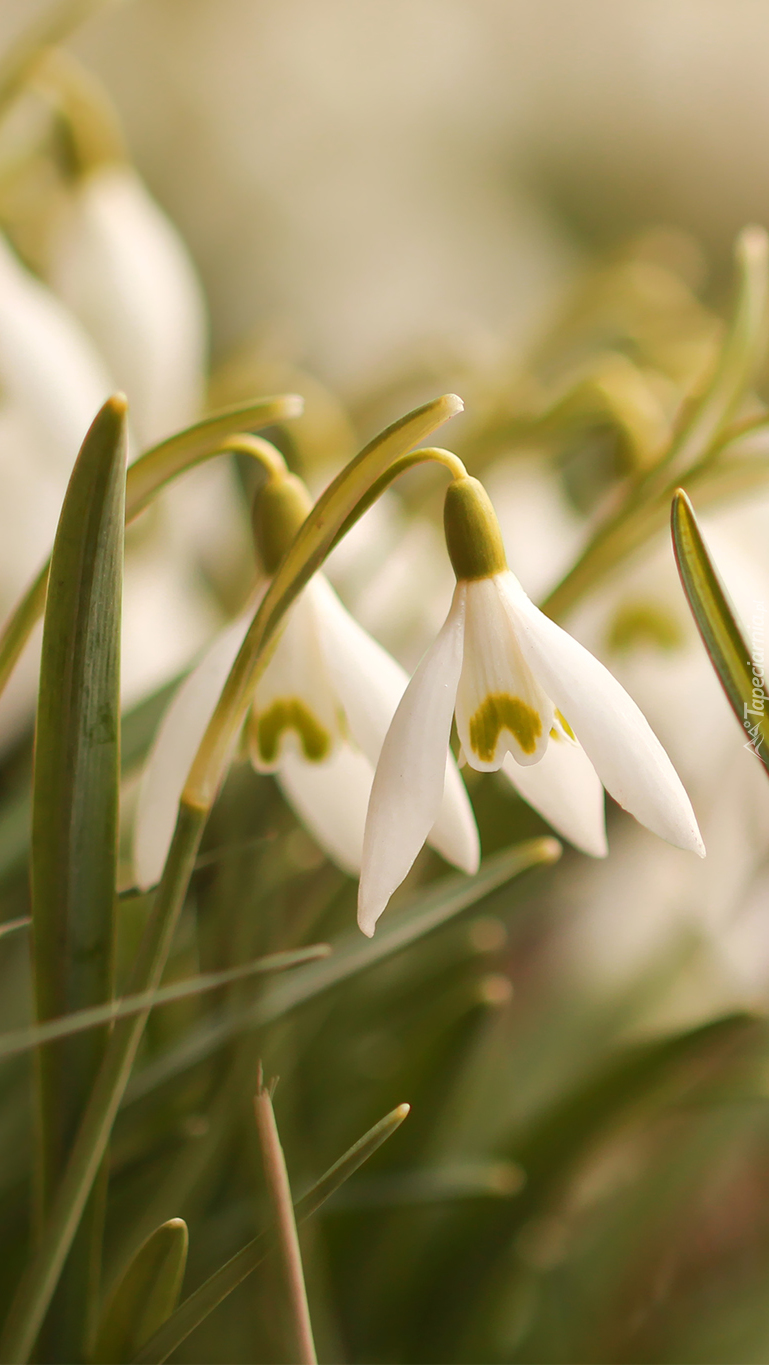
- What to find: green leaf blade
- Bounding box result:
[671,488,769,771]
[131,1105,410,1364]
[92,1219,188,1364]
[30,394,127,1358]
[125,838,561,1104]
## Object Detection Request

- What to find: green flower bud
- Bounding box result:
[252,473,313,574]
[443,476,507,581]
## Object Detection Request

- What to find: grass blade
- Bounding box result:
[30,394,126,1359]
[125,839,561,1104]
[671,488,769,772]
[0,916,30,940]
[0,945,329,1062]
[91,1219,188,1365]
[253,1077,317,1364]
[131,1104,410,1364]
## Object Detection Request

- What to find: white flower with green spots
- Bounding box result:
[133,477,480,891]
[358,476,705,937]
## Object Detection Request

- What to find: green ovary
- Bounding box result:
[468,692,542,761]
[256,698,331,764]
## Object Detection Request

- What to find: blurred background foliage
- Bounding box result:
[2,3,769,1362]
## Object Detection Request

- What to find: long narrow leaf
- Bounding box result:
[126,838,560,1105]
[131,1104,410,1364]
[31,394,126,1358]
[0,945,329,1061]
[672,488,769,773]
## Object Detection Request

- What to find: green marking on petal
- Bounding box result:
[554,708,576,741]
[468,692,542,761]
[256,698,331,764]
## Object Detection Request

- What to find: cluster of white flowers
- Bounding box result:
[134,457,705,940]
[0,65,743,964]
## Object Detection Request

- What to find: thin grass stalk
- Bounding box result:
[254,1079,317,1365]
[132,1104,411,1364]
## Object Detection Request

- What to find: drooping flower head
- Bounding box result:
[358,474,705,936]
[133,464,480,890]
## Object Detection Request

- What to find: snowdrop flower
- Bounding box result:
[48,156,249,699]
[134,472,479,890]
[0,233,113,495]
[49,162,207,447]
[358,475,704,936]
[0,233,114,749]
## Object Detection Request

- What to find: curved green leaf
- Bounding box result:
[131,1105,410,1364]
[30,395,127,1359]
[91,1219,188,1364]
[672,488,769,774]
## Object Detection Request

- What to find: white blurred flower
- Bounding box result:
[0,165,230,748]
[45,159,246,702]
[358,476,704,937]
[0,232,112,520]
[49,162,207,448]
[133,572,479,891]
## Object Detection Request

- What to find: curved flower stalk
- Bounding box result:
[134,469,479,890]
[359,474,705,936]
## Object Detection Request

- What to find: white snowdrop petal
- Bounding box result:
[133,612,252,891]
[312,575,479,875]
[0,233,113,471]
[251,587,346,772]
[455,577,553,770]
[358,585,467,937]
[50,165,207,447]
[501,737,607,858]
[427,756,481,874]
[277,744,374,876]
[500,573,705,856]
[309,574,409,761]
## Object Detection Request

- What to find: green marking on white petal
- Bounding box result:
[254,698,331,765]
[468,693,542,761]
[551,708,576,742]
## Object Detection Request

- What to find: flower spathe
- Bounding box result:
[133,572,480,892]
[358,476,705,937]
